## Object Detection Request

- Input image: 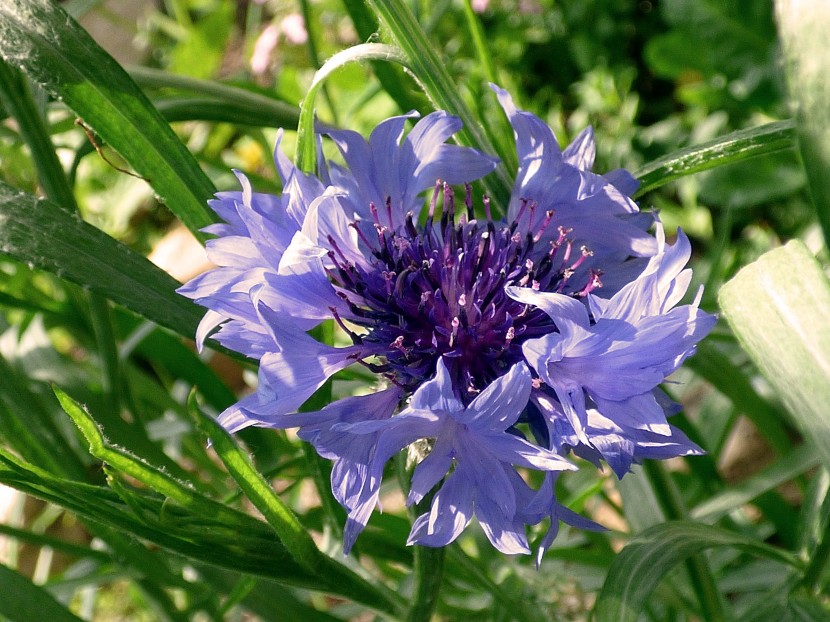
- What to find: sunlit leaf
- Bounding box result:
[718,241,830,465]
[0,0,216,240]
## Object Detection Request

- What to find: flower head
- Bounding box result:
[180,89,715,558]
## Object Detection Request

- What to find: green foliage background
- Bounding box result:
[0,0,828,620]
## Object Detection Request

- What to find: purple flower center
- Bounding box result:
[327,182,601,403]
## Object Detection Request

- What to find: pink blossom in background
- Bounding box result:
[472,0,490,12]
[280,13,308,45]
[250,23,280,75]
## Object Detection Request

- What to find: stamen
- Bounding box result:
[533,210,555,243]
[464,183,474,220]
[441,183,455,230]
[349,221,375,250]
[449,316,460,347]
[483,195,492,221]
[512,198,530,231]
[327,234,351,266]
[577,270,603,297]
[382,271,396,298]
[569,246,594,272]
[404,211,418,238]
[330,306,363,344]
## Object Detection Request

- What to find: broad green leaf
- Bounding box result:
[0,0,216,240]
[633,120,795,197]
[594,521,803,622]
[718,241,830,465]
[0,564,84,622]
[0,182,202,339]
[776,0,830,246]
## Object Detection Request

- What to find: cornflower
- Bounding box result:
[179,86,715,559]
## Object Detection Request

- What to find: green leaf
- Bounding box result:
[594,521,803,622]
[187,394,321,572]
[0,0,216,240]
[188,395,405,617]
[633,120,795,197]
[295,43,407,173]
[0,182,202,339]
[340,0,430,114]
[129,65,302,128]
[690,444,820,522]
[0,563,84,622]
[685,341,793,455]
[718,241,830,466]
[366,0,513,208]
[776,0,830,247]
[0,446,319,588]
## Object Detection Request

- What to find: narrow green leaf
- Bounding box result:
[633,120,795,197]
[0,355,88,479]
[366,0,513,208]
[295,43,407,173]
[461,0,498,86]
[691,444,820,522]
[128,65,302,128]
[776,0,830,246]
[0,60,75,211]
[797,468,830,559]
[187,393,321,572]
[0,182,202,338]
[0,447,319,588]
[0,564,84,622]
[54,386,265,530]
[685,341,793,455]
[188,395,405,617]
[595,522,803,622]
[718,241,830,465]
[0,523,110,562]
[340,0,430,114]
[0,0,216,240]
[788,591,830,621]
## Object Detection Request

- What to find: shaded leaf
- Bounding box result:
[0,564,84,622]
[0,182,202,339]
[595,521,802,622]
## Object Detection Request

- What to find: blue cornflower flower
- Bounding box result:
[179,89,715,558]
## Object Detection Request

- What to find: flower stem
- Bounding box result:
[407,541,446,622]
[396,454,446,622]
